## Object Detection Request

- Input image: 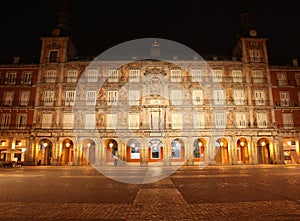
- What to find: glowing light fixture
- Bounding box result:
[240,141,244,147]
[1,140,6,146]
[261,141,266,147]
[287,141,292,146]
[66,142,70,148]
[109,142,113,148]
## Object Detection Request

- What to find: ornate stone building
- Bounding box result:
[0,9,299,166]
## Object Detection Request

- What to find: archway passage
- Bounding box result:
[170,138,184,161]
[148,139,163,162]
[81,139,96,165]
[105,139,118,162]
[61,139,74,165]
[257,138,271,164]
[193,138,206,162]
[38,139,52,165]
[127,139,140,162]
[214,138,229,164]
[237,138,249,164]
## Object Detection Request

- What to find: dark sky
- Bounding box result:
[0,0,299,61]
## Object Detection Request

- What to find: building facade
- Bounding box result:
[0,10,299,167]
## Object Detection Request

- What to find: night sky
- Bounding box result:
[0,0,299,62]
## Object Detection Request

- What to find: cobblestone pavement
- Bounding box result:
[1,165,300,220]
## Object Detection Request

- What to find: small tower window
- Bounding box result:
[49,51,58,63]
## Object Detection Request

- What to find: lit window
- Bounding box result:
[190,69,203,82]
[43,91,54,106]
[20,91,30,106]
[171,70,182,82]
[172,112,182,129]
[212,69,223,82]
[49,51,58,62]
[277,72,288,86]
[215,113,226,128]
[17,114,27,129]
[107,69,119,82]
[249,50,261,62]
[213,90,225,105]
[235,112,247,128]
[63,113,73,129]
[252,70,264,83]
[194,112,205,129]
[5,72,16,84]
[85,113,95,129]
[295,73,300,86]
[107,91,118,105]
[254,90,266,105]
[232,70,243,83]
[129,70,140,82]
[282,114,293,129]
[1,113,11,129]
[3,91,14,106]
[279,91,290,106]
[42,113,52,128]
[257,113,268,128]
[128,113,139,129]
[66,69,78,83]
[192,90,204,105]
[45,70,57,83]
[22,72,32,84]
[87,69,98,83]
[106,114,117,129]
[86,91,96,105]
[65,91,76,106]
[233,89,246,105]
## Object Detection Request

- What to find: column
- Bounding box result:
[296,136,300,164]
[95,141,101,166]
[252,140,258,164]
[163,138,171,166]
[140,138,148,166]
[248,141,253,164]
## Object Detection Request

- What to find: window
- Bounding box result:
[233,89,246,105]
[1,114,10,129]
[190,69,203,82]
[42,113,52,128]
[171,139,182,159]
[215,113,226,128]
[213,90,225,105]
[252,70,264,83]
[171,90,182,105]
[107,69,119,82]
[86,91,96,105]
[128,113,139,129]
[106,114,117,129]
[232,70,243,83]
[22,72,32,84]
[212,69,223,82]
[3,91,14,106]
[171,70,182,82]
[277,72,288,86]
[5,72,16,84]
[87,69,98,82]
[192,90,204,105]
[65,91,76,106]
[128,90,140,105]
[235,112,247,128]
[150,140,161,159]
[85,113,95,129]
[295,73,300,86]
[129,70,140,82]
[17,114,27,129]
[66,69,78,83]
[49,51,58,62]
[19,91,30,106]
[257,113,268,128]
[279,91,290,106]
[107,91,118,105]
[249,50,261,62]
[282,114,293,128]
[43,91,54,106]
[172,112,182,129]
[254,90,266,105]
[298,91,300,103]
[63,113,73,129]
[45,70,57,83]
[194,112,205,129]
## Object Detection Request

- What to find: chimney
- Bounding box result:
[13,56,20,64]
[292,58,298,67]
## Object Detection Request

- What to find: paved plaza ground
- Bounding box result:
[0,164,300,220]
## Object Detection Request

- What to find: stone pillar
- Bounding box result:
[230,139,237,165]
[278,136,284,163]
[252,140,258,164]
[163,138,171,166]
[296,136,300,164]
[248,141,253,164]
[95,141,101,166]
[209,139,216,165]
[140,138,148,166]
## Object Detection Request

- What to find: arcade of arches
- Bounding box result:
[33,136,279,166]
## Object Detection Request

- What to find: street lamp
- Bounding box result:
[287,141,292,146]
[240,141,245,147]
[198,141,203,147]
[109,142,113,148]
[1,140,6,146]
[66,142,70,148]
[261,141,266,147]
[43,142,48,148]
